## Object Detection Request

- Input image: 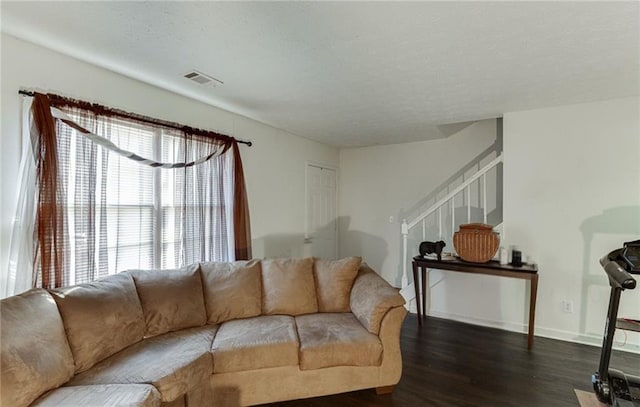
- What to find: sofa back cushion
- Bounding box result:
[313,256,362,312]
[200,260,262,324]
[50,273,146,373]
[1,289,75,407]
[261,257,317,316]
[129,264,207,337]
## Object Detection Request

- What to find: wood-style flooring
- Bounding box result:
[265,315,640,407]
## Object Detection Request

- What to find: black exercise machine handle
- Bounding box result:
[600,257,637,290]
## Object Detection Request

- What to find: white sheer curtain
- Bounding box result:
[54,108,236,285]
[4,93,250,294]
[2,98,36,298]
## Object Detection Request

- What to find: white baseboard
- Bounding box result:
[399,283,415,300]
[411,310,640,354]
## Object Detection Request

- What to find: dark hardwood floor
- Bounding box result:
[265,314,640,407]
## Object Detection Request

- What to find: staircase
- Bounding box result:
[399,152,504,303]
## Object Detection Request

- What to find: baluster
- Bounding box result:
[482,173,487,224]
[422,219,426,241]
[451,198,455,236]
[401,220,408,287]
[467,185,471,223]
[438,207,442,241]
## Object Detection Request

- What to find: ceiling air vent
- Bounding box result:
[183,70,223,86]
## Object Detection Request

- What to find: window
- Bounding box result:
[52,107,234,286]
[3,92,250,294]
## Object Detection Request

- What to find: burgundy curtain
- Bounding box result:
[32,93,251,288]
[32,94,66,288]
[232,142,251,260]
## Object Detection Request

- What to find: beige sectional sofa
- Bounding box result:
[1,257,407,407]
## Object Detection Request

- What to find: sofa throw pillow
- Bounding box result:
[313,256,362,312]
[50,273,146,373]
[261,258,317,316]
[129,264,207,337]
[200,260,262,324]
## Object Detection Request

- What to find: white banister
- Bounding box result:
[400,152,503,297]
[406,153,503,230]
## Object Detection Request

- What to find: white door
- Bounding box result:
[305,164,337,259]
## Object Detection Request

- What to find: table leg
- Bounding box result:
[412,262,421,325]
[421,267,427,320]
[528,274,539,350]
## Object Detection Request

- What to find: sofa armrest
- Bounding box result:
[349,264,405,335]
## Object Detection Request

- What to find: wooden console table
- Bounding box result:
[412,256,539,349]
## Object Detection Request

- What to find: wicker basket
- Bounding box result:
[453,223,500,263]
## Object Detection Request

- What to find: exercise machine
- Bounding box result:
[592,240,640,407]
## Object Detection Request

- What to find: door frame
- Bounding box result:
[304,161,339,259]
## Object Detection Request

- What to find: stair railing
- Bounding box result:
[400,152,504,287]
[400,141,501,224]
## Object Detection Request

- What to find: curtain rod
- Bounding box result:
[18,89,252,147]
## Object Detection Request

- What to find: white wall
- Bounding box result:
[0,34,339,282]
[502,97,639,351]
[339,98,639,353]
[338,119,498,285]
[3,34,638,352]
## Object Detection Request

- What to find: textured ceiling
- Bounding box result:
[2,1,639,147]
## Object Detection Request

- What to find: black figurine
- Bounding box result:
[419,241,446,261]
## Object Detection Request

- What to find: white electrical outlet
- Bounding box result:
[562,300,574,313]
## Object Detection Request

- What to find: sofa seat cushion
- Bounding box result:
[50,273,146,373]
[32,384,161,407]
[67,325,217,402]
[211,315,299,373]
[295,313,383,370]
[1,289,75,407]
